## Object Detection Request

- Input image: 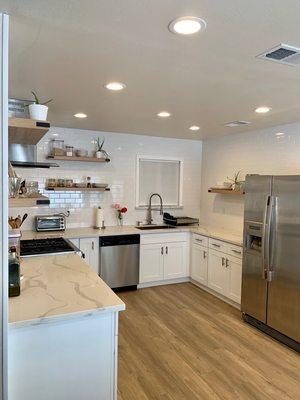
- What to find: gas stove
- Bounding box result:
[20,237,80,257]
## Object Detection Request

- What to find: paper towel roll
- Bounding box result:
[95,207,103,228]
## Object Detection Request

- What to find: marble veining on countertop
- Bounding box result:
[21,225,243,246]
[9,254,125,328]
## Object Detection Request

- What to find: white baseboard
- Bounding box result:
[190,279,241,310]
[138,277,189,289]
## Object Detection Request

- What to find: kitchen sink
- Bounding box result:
[136,224,176,230]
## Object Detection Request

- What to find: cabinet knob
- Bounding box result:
[203,250,207,259]
[161,247,164,255]
[166,246,168,255]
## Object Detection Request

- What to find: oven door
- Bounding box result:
[36,217,64,231]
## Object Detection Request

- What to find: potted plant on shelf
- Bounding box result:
[113,204,127,226]
[28,91,53,121]
[227,171,245,191]
[95,137,109,159]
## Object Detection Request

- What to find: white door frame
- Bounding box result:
[0,13,9,400]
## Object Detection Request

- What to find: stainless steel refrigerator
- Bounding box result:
[242,174,300,352]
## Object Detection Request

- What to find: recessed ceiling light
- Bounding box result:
[255,106,271,114]
[157,111,171,118]
[168,16,207,35]
[189,125,200,131]
[74,113,87,118]
[104,82,126,91]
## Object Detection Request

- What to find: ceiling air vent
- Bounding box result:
[257,44,300,66]
[225,121,251,128]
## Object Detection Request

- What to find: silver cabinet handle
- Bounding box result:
[203,250,207,259]
[232,249,241,255]
[212,243,221,248]
[195,238,203,242]
[221,257,225,266]
[92,241,94,250]
[166,246,168,255]
[161,246,164,255]
[225,258,229,268]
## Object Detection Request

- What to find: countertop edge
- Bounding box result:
[9,303,126,329]
[21,225,243,246]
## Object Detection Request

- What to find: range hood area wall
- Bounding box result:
[9,143,58,168]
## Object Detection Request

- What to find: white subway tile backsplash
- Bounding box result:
[200,122,300,233]
[12,126,202,230]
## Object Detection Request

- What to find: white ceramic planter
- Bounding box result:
[29,104,48,121]
[96,151,104,159]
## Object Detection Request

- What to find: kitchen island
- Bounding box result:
[8,254,125,400]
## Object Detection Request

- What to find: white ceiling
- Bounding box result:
[2,0,300,140]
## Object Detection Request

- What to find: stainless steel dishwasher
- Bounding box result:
[99,235,140,290]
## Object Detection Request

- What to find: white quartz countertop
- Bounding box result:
[9,254,125,328]
[21,225,243,246]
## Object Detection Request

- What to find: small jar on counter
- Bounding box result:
[65,146,74,157]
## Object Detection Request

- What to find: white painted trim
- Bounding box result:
[138,277,189,289]
[135,154,184,208]
[0,13,9,400]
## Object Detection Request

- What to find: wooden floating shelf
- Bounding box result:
[9,117,50,145]
[208,188,245,195]
[45,187,110,192]
[47,155,110,163]
[9,195,50,208]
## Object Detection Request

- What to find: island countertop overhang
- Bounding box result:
[9,253,125,329]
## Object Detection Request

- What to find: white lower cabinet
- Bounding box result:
[139,243,164,283]
[226,254,242,303]
[139,233,188,284]
[69,237,99,275]
[191,234,243,305]
[207,249,228,296]
[191,244,208,285]
[164,242,188,279]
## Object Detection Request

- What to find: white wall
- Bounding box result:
[11,127,202,230]
[200,122,300,233]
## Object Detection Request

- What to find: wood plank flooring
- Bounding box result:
[118,283,300,400]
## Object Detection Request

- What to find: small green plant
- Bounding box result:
[97,137,105,151]
[96,137,109,158]
[227,171,244,190]
[30,91,53,105]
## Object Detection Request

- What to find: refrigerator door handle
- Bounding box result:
[262,195,272,279]
[267,196,277,282]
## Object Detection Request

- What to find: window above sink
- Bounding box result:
[136,155,183,209]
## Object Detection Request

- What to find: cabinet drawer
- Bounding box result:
[227,243,243,259]
[192,234,208,247]
[208,238,227,252]
[141,232,188,245]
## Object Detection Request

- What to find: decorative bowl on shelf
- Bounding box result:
[92,183,108,188]
[76,149,88,157]
[75,183,87,188]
